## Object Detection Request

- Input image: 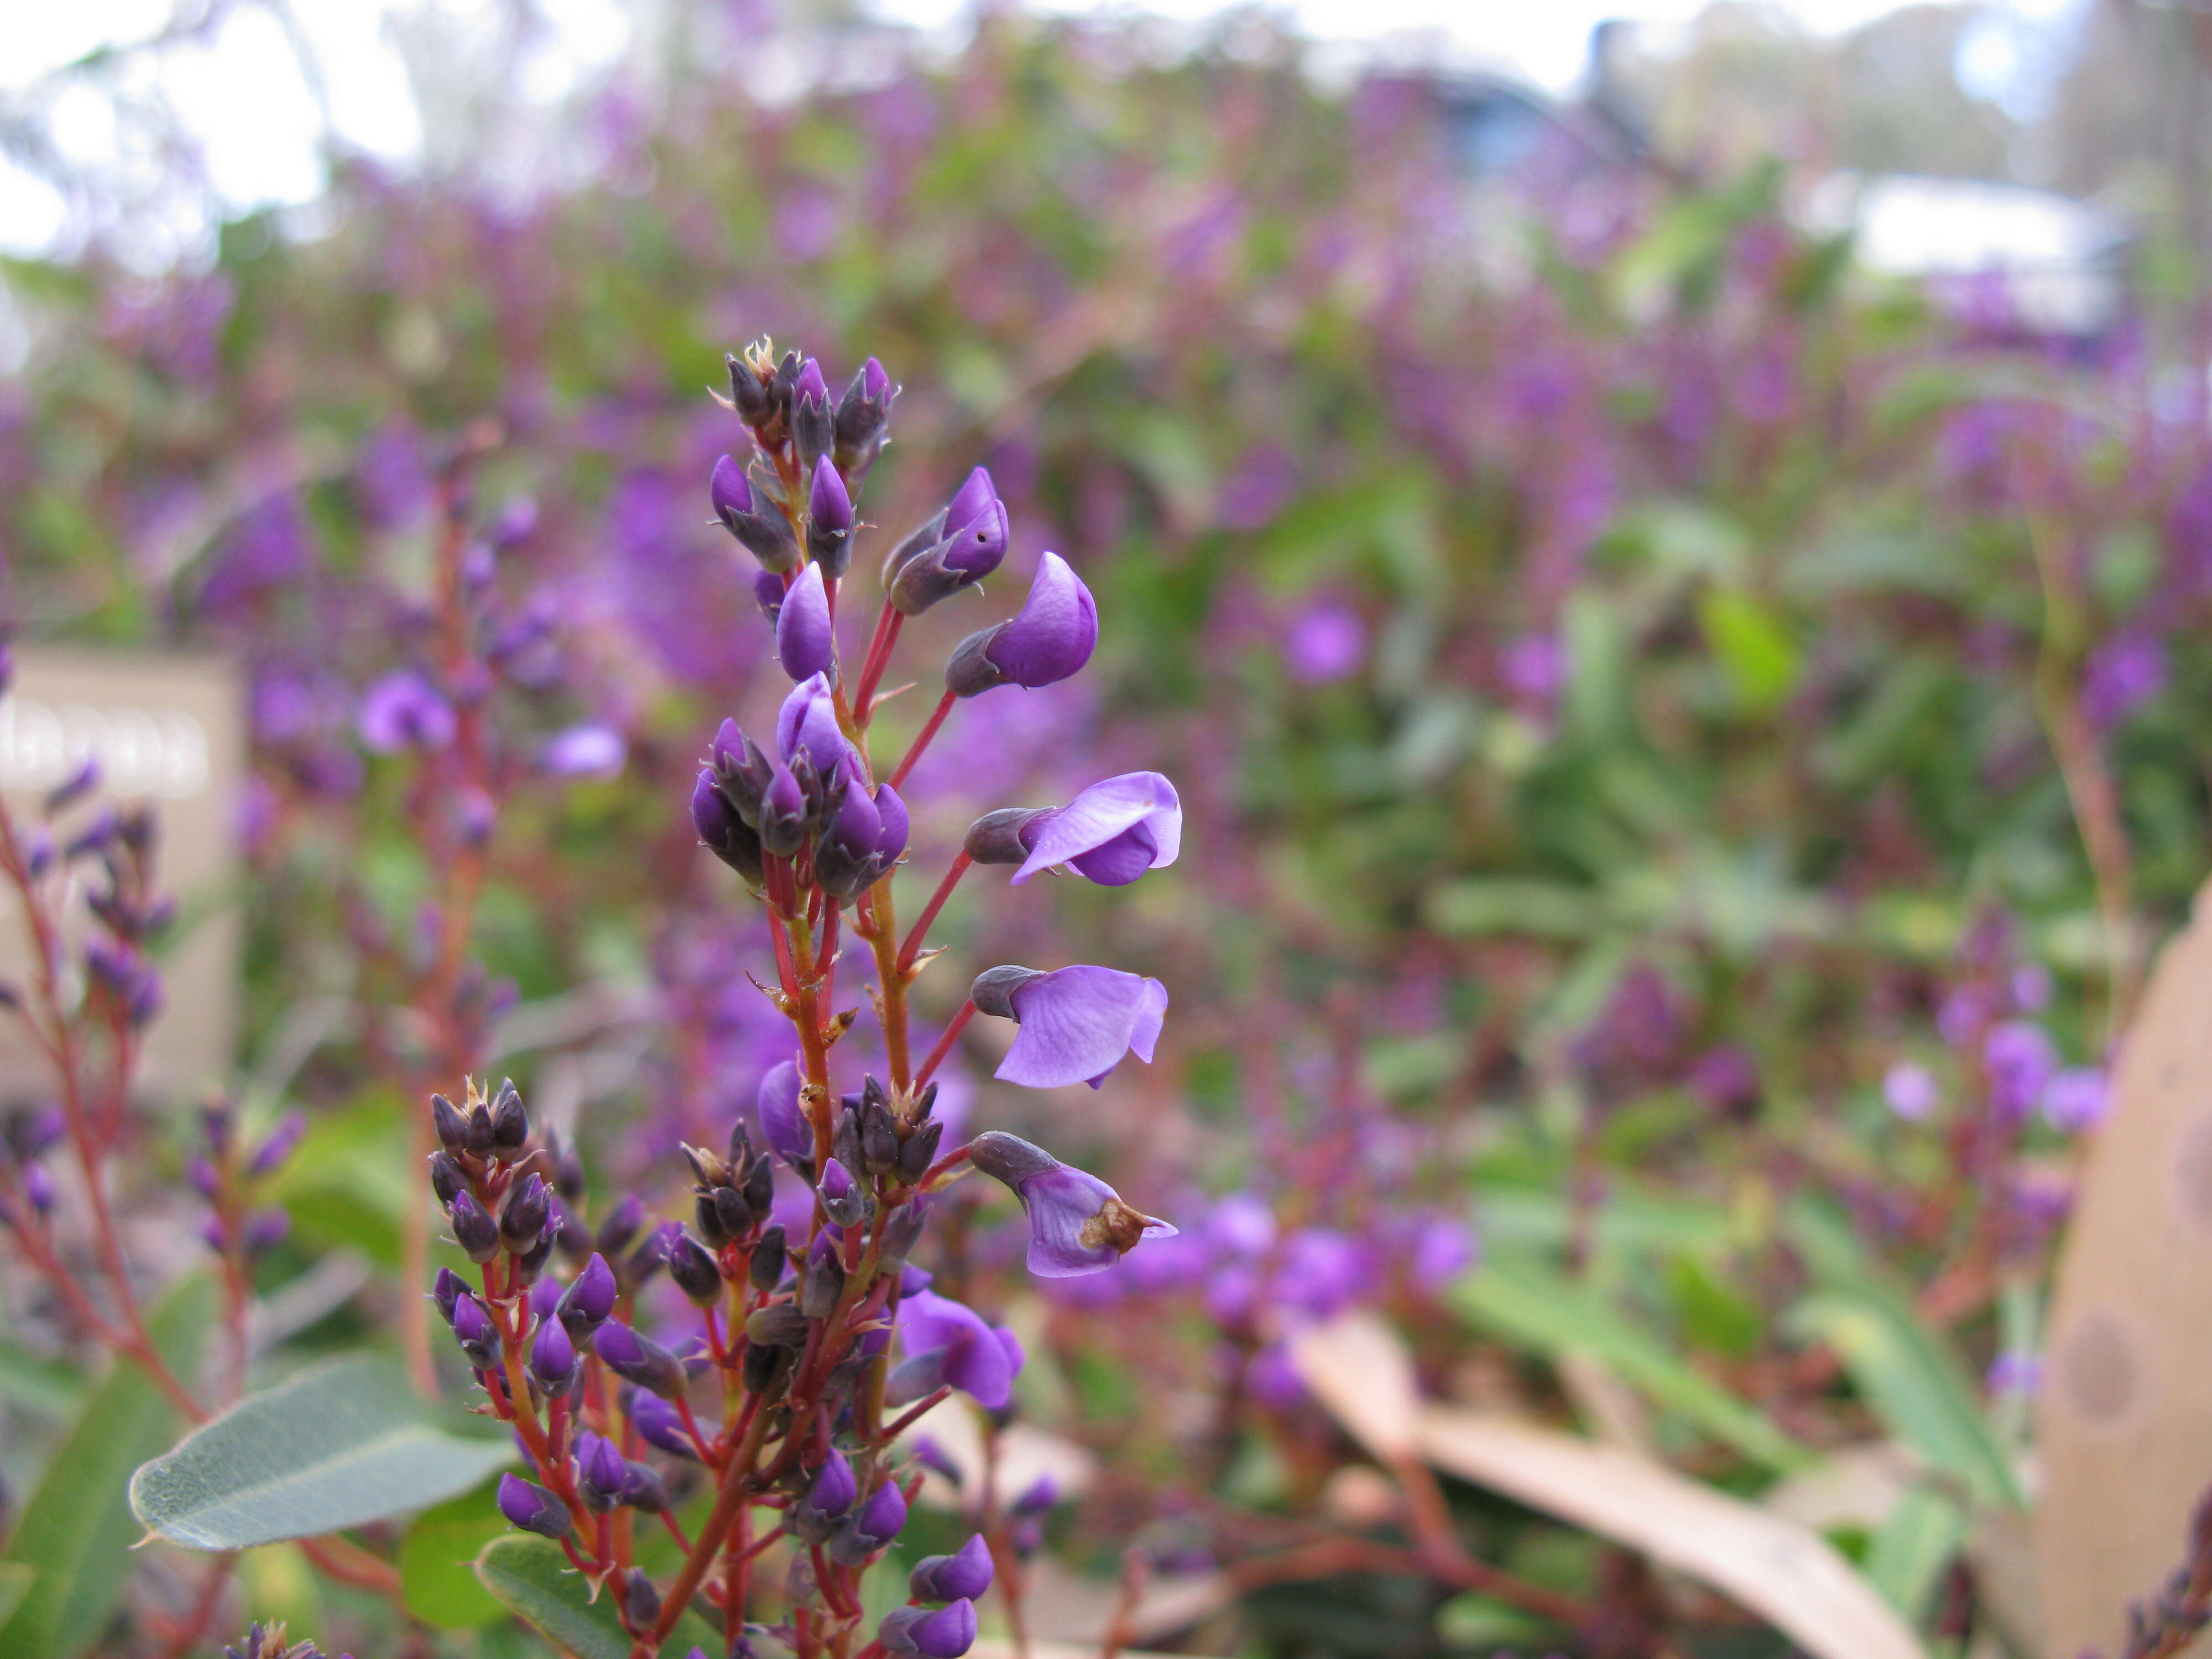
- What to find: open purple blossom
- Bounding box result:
[1884,1061,1939,1122]
[1282,598,1366,684]
[968,1131,1177,1277]
[1001,771,1181,886]
[357,671,455,753]
[889,1287,1024,1408]
[945,552,1096,695]
[971,964,1168,1089]
[2042,1066,2110,1133]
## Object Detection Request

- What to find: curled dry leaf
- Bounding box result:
[1416,1406,1926,1659]
[1285,1311,1421,1463]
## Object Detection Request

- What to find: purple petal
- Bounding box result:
[1011,771,1181,885]
[541,723,626,779]
[996,966,1168,1089]
[775,672,852,774]
[778,563,836,682]
[985,553,1097,688]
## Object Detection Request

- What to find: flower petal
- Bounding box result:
[996,966,1168,1089]
[1011,771,1181,885]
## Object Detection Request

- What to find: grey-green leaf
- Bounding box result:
[129,1354,514,1550]
[0,1276,211,1659]
[474,1534,718,1659]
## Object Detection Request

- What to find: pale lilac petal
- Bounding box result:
[987,553,1097,687]
[540,723,625,778]
[996,966,1169,1089]
[1011,772,1181,885]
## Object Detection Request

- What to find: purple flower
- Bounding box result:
[806,1449,857,1517]
[1984,1021,2058,1124]
[2083,630,2167,731]
[776,672,855,776]
[2041,1067,2109,1134]
[357,671,455,753]
[910,1535,994,1604]
[1282,599,1366,685]
[246,1110,306,1177]
[498,1473,571,1539]
[1986,1351,2042,1397]
[1500,632,1566,709]
[575,1430,630,1511]
[890,1288,1024,1408]
[449,1293,498,1367]
[808,455,854,573]
[778,563,836,682]
[971,964,1168,1089]
[879,1599,977,1658]
[1005,773,1182,887]
[967,1131,1177,1277]
[628,1390,702,1458]
[557,1253,618,1336]
[831,1478,909,1562]
[692,770,764,881]
[541,724,626,779]
[1883,1062,1938,1123]
[759,1059,811,1168]
[946,553,1097,695]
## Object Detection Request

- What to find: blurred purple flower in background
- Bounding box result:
[1282,598,1366,685]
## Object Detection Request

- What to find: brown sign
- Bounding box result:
[0,649,243,1098]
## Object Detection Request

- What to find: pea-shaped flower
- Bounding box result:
[879,1598,978,1658]
[945,552,1095,695]
[967,1130,1177,1277]
[710,454,800,572]
[889,1288,1025,1409]
[910,1534,995,1604]
[498,1473,571,1540]
[776,672,855,777]
[971,964,1167,1089]
[889,467,1010,615]
[966,772,1182,887]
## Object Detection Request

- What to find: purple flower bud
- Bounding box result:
[557,1253,618,1337]
[873,783,909,865]
[777,562,837,684]
[22,1160,55,1216]
[879,1598,977,1657]
[814,769,889,901]
[498,1473,570,1539]
[1010,1473,1058,1517]
[792,359,835,476]
[243,1209,290,1253]
[888,468,1010,614]
[968,1130,1176,1277]
[910,1535,995,1604]
[755,568,787,624]
[500,1173,551,1254]
[758,763,809,859]
[527,1274,564,1326]
[1985,1020,2057,1125]
[358,670,456,753]
[945,553,1095,695]
[818,1157,868,1228]
[620,1568,661,1632]
[808,456,854,575]
[807,1450,857,1517]
[711,455,801,572]
[430,1093,469,1155]
[970,963,1167,1089]
[667,1229,723,1306]
[831,1477,909,1563]
[628,1388,702,1458]
[529,1315,579,1391]
[912,1435,962,1486]
[619,1459,670,1513]
[246,1110,306,1178]
[795,357,830,410]
[890,1289,1021,1409]
[431,1266,468,1323]
[593,1327,686,1407]
[596,1193,644,1258]
[692,770,765,883]
[450,1191,501,1264]
[450,1292,499,1366]
[575,1430,629,1512]
[1008,772,1181,887]
[18,1105,65,1159]
[775,672,855,778]
[835,358,898,475]
[187,1155,223,1202]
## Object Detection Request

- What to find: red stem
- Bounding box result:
[913,1001,976,1092]
[888,690,957,789]
[897,852,972,976]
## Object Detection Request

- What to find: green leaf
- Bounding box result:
[1423,878,1601,940]
[1697,587,1799,713]
[0,1568,32,1630]
[1863,1486,1966,1621]
[129,1355,514,1550]
[0,1276,212,1659]
[474,1534,718,1659]
[0,1341,86,1419]
[1784,1198,2021,1510]
[401,1486,510,1629]
[1454,1258,1813,1474]
[1787,1291,2018,1509]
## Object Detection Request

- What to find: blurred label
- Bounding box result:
[0,649,243,1099]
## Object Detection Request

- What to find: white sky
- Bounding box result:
[0,0,2079,260]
